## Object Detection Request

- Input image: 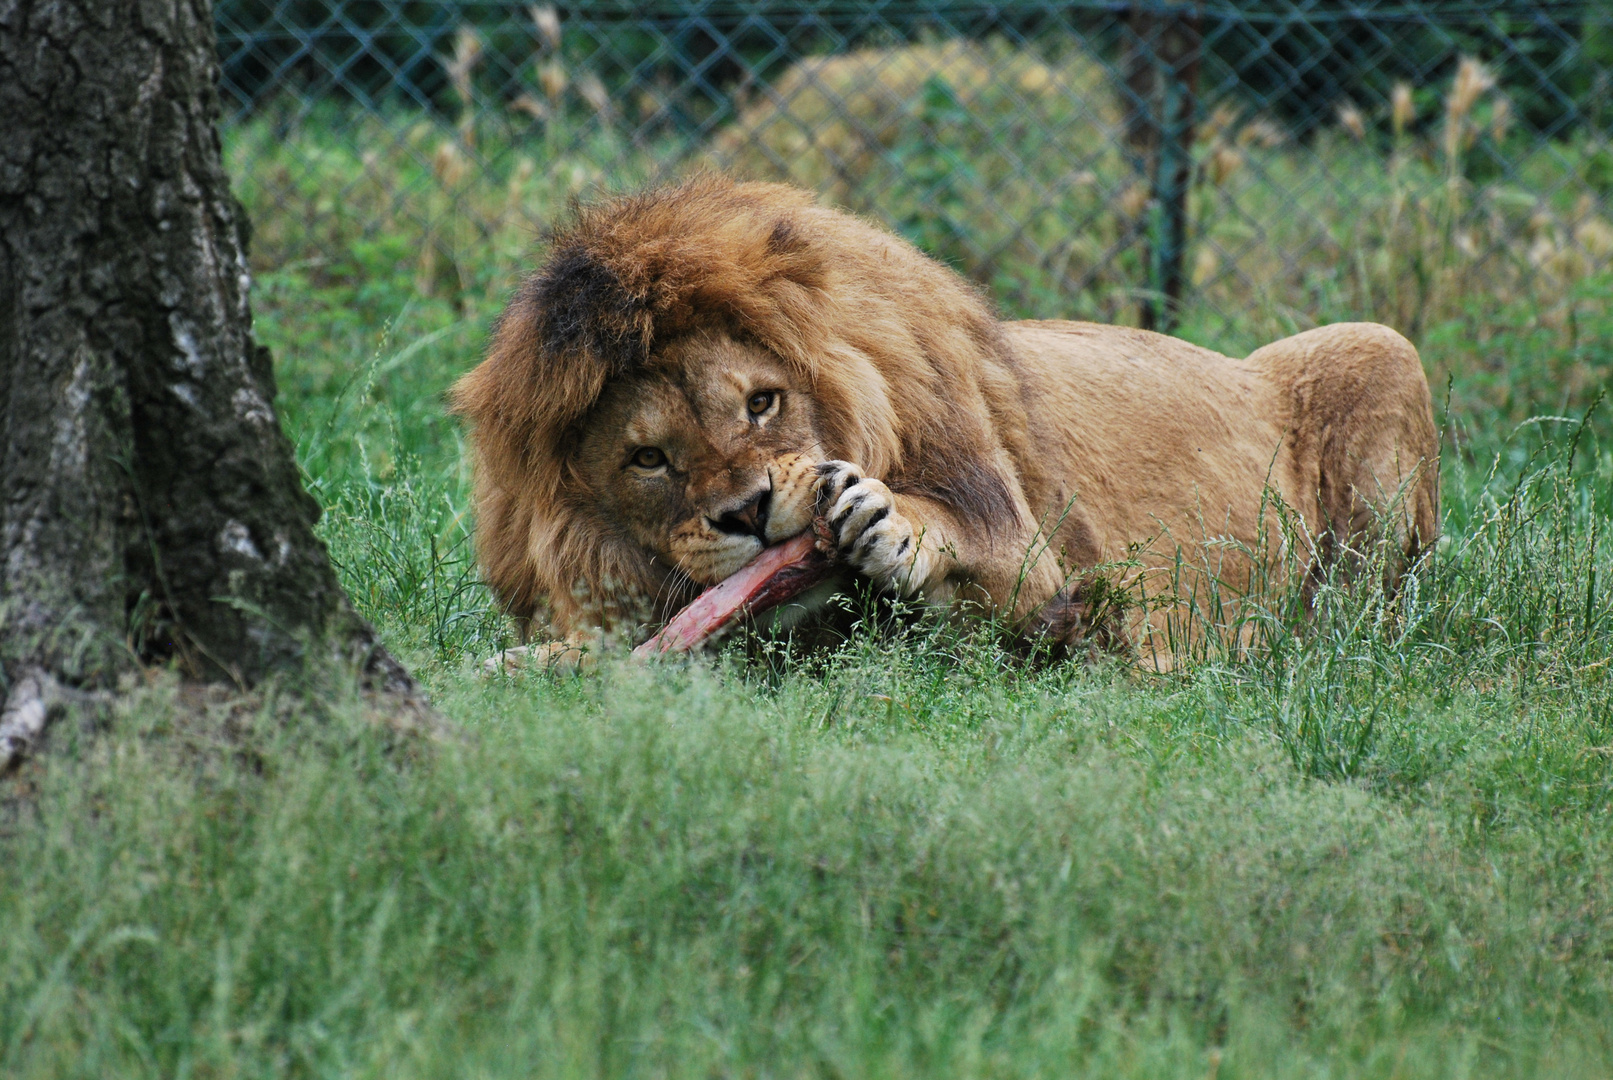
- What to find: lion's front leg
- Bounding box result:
[816,460,1070,620]
[816,461,949,599]
[482,638,596,676]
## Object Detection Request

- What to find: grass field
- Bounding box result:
[4,80,1613,1076]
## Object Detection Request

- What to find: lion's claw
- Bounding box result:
[814,460,930,595]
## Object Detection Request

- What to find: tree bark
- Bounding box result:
[0,0,412,769]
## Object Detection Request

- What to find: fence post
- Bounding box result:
[1123,2,1202,333]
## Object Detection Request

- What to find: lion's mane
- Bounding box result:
[451,175,1026,634]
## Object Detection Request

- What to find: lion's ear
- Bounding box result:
[766,219,802,256]
[450,278,613,459]
[764,217,828,292]
[452,237,660,452]
[531,245,653,376]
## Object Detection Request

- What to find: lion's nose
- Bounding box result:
[710,486,771,540]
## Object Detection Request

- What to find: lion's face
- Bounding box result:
[573,333,824,585]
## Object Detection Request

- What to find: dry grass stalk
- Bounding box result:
[1206,143,1242,187]
[511,94,548,122]
[1336,102,1366,141]
[432,140,468,189]
[1444,56,1495,165]
[417,139,472,299]
[1117,180,1150,220]
[1574,215,1613,261]
[1191,244,1220,286]
[1199,103,1239,143]
[1236,118,1286,150]
[577,72,613,124]
[1448,56,1494,120]
[530,4,561,53]
[518,6,613,129]
[1489,95,1513,143]
[1391,82,1415,137]
[637,76,674,128]
[447,25,484,144]
[539,60,568,104]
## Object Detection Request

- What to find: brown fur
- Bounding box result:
[452,176,1439,663]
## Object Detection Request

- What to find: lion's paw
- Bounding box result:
[816,461,932,595]
[481,640,595,677]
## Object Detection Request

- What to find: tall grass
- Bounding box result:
[229,33,1613,349]
[5,647,1613,1077]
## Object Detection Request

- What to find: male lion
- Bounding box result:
[453,176,1438,669]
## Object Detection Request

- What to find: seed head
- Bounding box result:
[1118,181,1150,220]
[432,140,468,188]
[447,25,483,108]
[1489,96,1513,143]
[530,5,562,53]
[539,59,568,104]
[577,72,614,123]
[1336,102,1365,141]
[1207,144,1243,187]
[1447,57,1495,125]
[1391,82,1415,137]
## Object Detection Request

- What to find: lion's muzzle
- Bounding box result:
[668,452,822,585]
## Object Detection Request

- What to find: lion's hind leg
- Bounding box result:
[1247,322,1440,596]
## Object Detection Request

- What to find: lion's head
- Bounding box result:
[452,175,1016,642]
[568,331,824,586]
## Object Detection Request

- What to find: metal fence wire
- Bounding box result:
[216,1,1613,340]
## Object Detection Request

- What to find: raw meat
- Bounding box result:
[633,531,831,657]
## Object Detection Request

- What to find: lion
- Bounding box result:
[451,176,1439,671]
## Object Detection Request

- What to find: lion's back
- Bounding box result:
[999,320,1291,560]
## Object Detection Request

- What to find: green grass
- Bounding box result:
[4,102,1613,1077]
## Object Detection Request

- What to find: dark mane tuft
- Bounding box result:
[531,243,652,374]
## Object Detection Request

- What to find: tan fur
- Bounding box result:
[452,176,1439,665]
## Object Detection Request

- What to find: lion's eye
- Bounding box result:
[746,390,777,418]
[630,447,667,470]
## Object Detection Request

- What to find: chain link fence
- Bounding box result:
[216,1,1613,344]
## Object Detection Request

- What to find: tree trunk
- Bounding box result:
[0,0,412,769]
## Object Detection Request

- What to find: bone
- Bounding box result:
[633,530,832,657]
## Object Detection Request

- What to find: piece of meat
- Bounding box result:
[633,531,832,657]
